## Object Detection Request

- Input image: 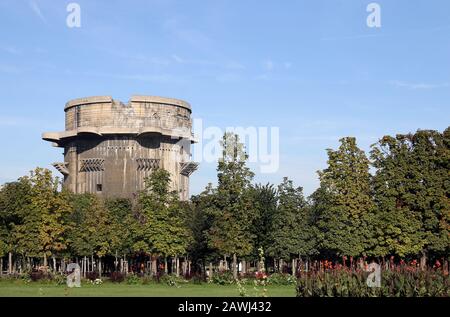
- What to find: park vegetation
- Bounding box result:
[0,128,449,296]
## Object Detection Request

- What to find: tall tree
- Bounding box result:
[67,193,117,274]
[189,184,218,274]
[315,137,374,258]
[0,179,32,272]
[139,169,191,264]
[106,198,139,269]
[268,178,317,263]
[250,183,277,260]
[371,134,425,257]
[12,168,71,267]
[207,133,256,279]
[370,129,450,261]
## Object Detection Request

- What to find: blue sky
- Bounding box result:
[0,0,449,196]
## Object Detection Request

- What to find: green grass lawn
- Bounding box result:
[0,280,296,297]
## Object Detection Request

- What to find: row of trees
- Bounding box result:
[0,128,449,278]
[0,167,191,276]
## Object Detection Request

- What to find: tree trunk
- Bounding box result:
[84,256,87,277]
[8,252,12,274]
[241,260,246,275]
[176,256,180,277]
[232,253,237,280]
[98,257,102,277]
[115,251,118,271]
[52,256,56,272]
[171,258,175,275]
[0,258,3,276]
[91,254,94,272]
[182,260,186,276]
[152,257,157,276]
[43,253,47,268]
[292,258,296,276]
[164,258,168,274]
[62,258,65,272]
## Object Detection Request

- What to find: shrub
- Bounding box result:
[141,275,153,285]
[296,268,450,297]
[52,273,66,285]
[192,273,204,285]
[90,278,103,285]
[126,273,141,285]
[29,270,49,282]
[85,272,99,281]
[159,274,186,287]
[209,271,235,285]
[266,273,296,285]
[110,271,125,283]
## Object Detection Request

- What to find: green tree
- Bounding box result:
[370,129,450,261]
[315,137,374,258]
[250,183,277,262]
[67,193,117,275]
[411,129,450,261]
[11,168,70,267]
[268,178,317,265]
[105,198,139,270]
[139,168,191,268]
[188,184,218,274]
[207,133,256,279]
[371,134,425,257]
[0,179,32,272]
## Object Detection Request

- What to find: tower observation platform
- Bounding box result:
[42,95,198,200]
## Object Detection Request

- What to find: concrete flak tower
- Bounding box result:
[42,95,198,200]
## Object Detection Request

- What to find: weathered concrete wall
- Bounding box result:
[43,95,197,200]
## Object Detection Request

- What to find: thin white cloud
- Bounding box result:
[261,60,292,72]
[170,54,215,66]
[0,64,23,74]
[284,62,292,69]
[216,73,241,83]
[163,18,212,50]
[0,115,56,128]
[1,45,21,55]
[225,61,245,70]
[29,0,47,24]
[263,60,274,71]
[81,70,187,84]
[320,34,384,41]
[172,54,184,63]
[389,80,450,90]
[255,74,270,81]
[107,51,171,66]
